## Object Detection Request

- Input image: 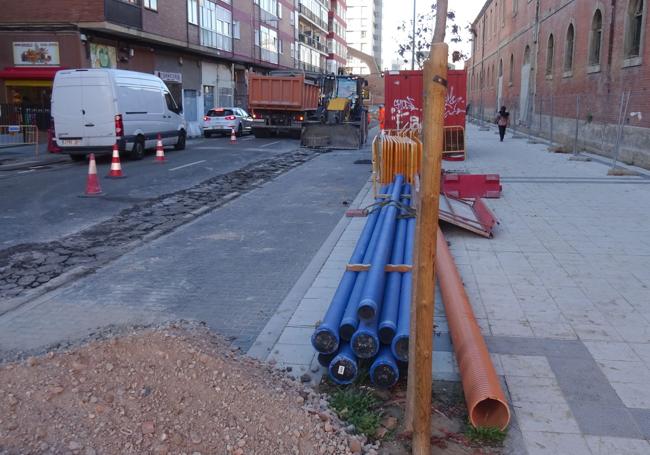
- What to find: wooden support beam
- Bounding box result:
[407,40,449,455]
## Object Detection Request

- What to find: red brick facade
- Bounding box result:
[466,0,650,167]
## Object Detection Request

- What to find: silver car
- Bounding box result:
[202,107,253,137]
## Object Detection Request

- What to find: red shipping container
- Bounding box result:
[384,69,467,130]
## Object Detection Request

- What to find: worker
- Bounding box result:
[378,104,385,131]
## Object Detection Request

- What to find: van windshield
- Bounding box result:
[207,109,234,117]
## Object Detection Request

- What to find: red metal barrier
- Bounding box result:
[442,173,502,198]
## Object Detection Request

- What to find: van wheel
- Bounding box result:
[70,154,85,162]
[131,139,145,160]
[175,131,186,150]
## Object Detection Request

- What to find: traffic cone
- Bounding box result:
[82,153,102,197]
[106,144,125,178]
[230,127,237,144]
[155,134,166,163]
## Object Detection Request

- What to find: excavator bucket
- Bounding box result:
[301,123,363,149]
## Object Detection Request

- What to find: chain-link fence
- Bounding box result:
[467,90,650,168]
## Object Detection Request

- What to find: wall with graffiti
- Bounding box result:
[384,70,467,131]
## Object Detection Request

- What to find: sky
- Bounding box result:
[381,0,486,69]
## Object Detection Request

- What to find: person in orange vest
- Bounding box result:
[378,104,385,130]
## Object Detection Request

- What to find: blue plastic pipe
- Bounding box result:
[350,314,380,359]
[378,185,411,344]
[391,210,416,362]
[370,346,400,388]
[328,342,358,385]
[311,185,389,354]
[317,351,336,368]
[338,184,393,340]
[358,175,405,321]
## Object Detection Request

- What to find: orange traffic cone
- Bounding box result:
[155,134,166,163]
[82,153,102,197]
[106,144,125,178]
[230,127,237,144]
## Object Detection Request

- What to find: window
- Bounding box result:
[199,1,232,52]
[589,10,603,66]
[509,53,514,83]
[625,0,644,58]
[499,59,503,78]
[164,92,179,113]
[564,23,574,72]
[118,0,138,4]
[188,0,198,25]
[260,25,279,64]
[501,0,506,25]
[546,34,554,75]
[260,0,278,16]
[233,21,240,39]
[513,0,518,15]
[144,0,157,10]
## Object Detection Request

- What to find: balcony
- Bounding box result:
[105,0,142,29]
[297,61,322,73]
[298,4,328,32]
[299,33,328,54]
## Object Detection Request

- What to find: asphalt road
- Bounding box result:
[0,134,300,249]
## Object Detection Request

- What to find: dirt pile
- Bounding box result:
[0,324,359,455]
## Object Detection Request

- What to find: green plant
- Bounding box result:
[329,388,383,436]
[465,424,507,445]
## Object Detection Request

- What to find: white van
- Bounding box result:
[52,68,186,161]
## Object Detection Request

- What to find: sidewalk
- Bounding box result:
[254,123,650,454]
[0,142,67,170]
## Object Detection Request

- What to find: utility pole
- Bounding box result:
[405,0,448,453]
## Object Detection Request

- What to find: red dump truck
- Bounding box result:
[248,73,321,138]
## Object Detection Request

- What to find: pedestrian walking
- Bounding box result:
[495,106,510,142]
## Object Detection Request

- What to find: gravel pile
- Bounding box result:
[0,149,319,306]
[0,324,367,455]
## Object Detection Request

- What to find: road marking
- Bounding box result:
[259,141,281,148]
[169,160,206,171]
[17,169,35,174]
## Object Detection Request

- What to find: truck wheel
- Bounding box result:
[70,154,85,162]
[131,139,145,160]
[174,131,186,150]
[203,131,212,138]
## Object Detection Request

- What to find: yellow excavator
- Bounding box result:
[301,74,368,149]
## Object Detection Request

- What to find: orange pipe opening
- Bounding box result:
[436,227,511,430]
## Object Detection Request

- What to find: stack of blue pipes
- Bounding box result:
[311,174,416,388]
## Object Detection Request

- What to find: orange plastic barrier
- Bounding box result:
[442,126,466,161]
[436,228,511,430]
[371,132,422,195]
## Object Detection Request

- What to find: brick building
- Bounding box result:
[466,0,650,168]
[0,0,347,136]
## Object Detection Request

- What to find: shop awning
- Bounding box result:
[0,67,64,80]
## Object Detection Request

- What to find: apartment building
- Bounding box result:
[327,0,348,74]
[0,0,344,135]
[466,0,650,167]
[345,0,382,74]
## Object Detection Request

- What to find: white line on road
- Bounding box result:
[259,141,281,148]
[169,160,206,171]
[17,169,35,174]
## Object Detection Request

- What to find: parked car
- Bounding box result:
[51,68,186,161]
[203,107,253,137]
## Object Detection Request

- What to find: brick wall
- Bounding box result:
[0,0,104,23]
[142,0,188,43]
[467,0,650,168]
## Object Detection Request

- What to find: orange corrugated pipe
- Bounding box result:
[436,227,511,430]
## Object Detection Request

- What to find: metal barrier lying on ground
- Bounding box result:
[0,125,39,157]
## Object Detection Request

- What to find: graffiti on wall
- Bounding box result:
[389,89,465,130]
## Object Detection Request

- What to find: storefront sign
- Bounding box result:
[90,44,117,69]
[155,71,182,83]
[13,42,60,66]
